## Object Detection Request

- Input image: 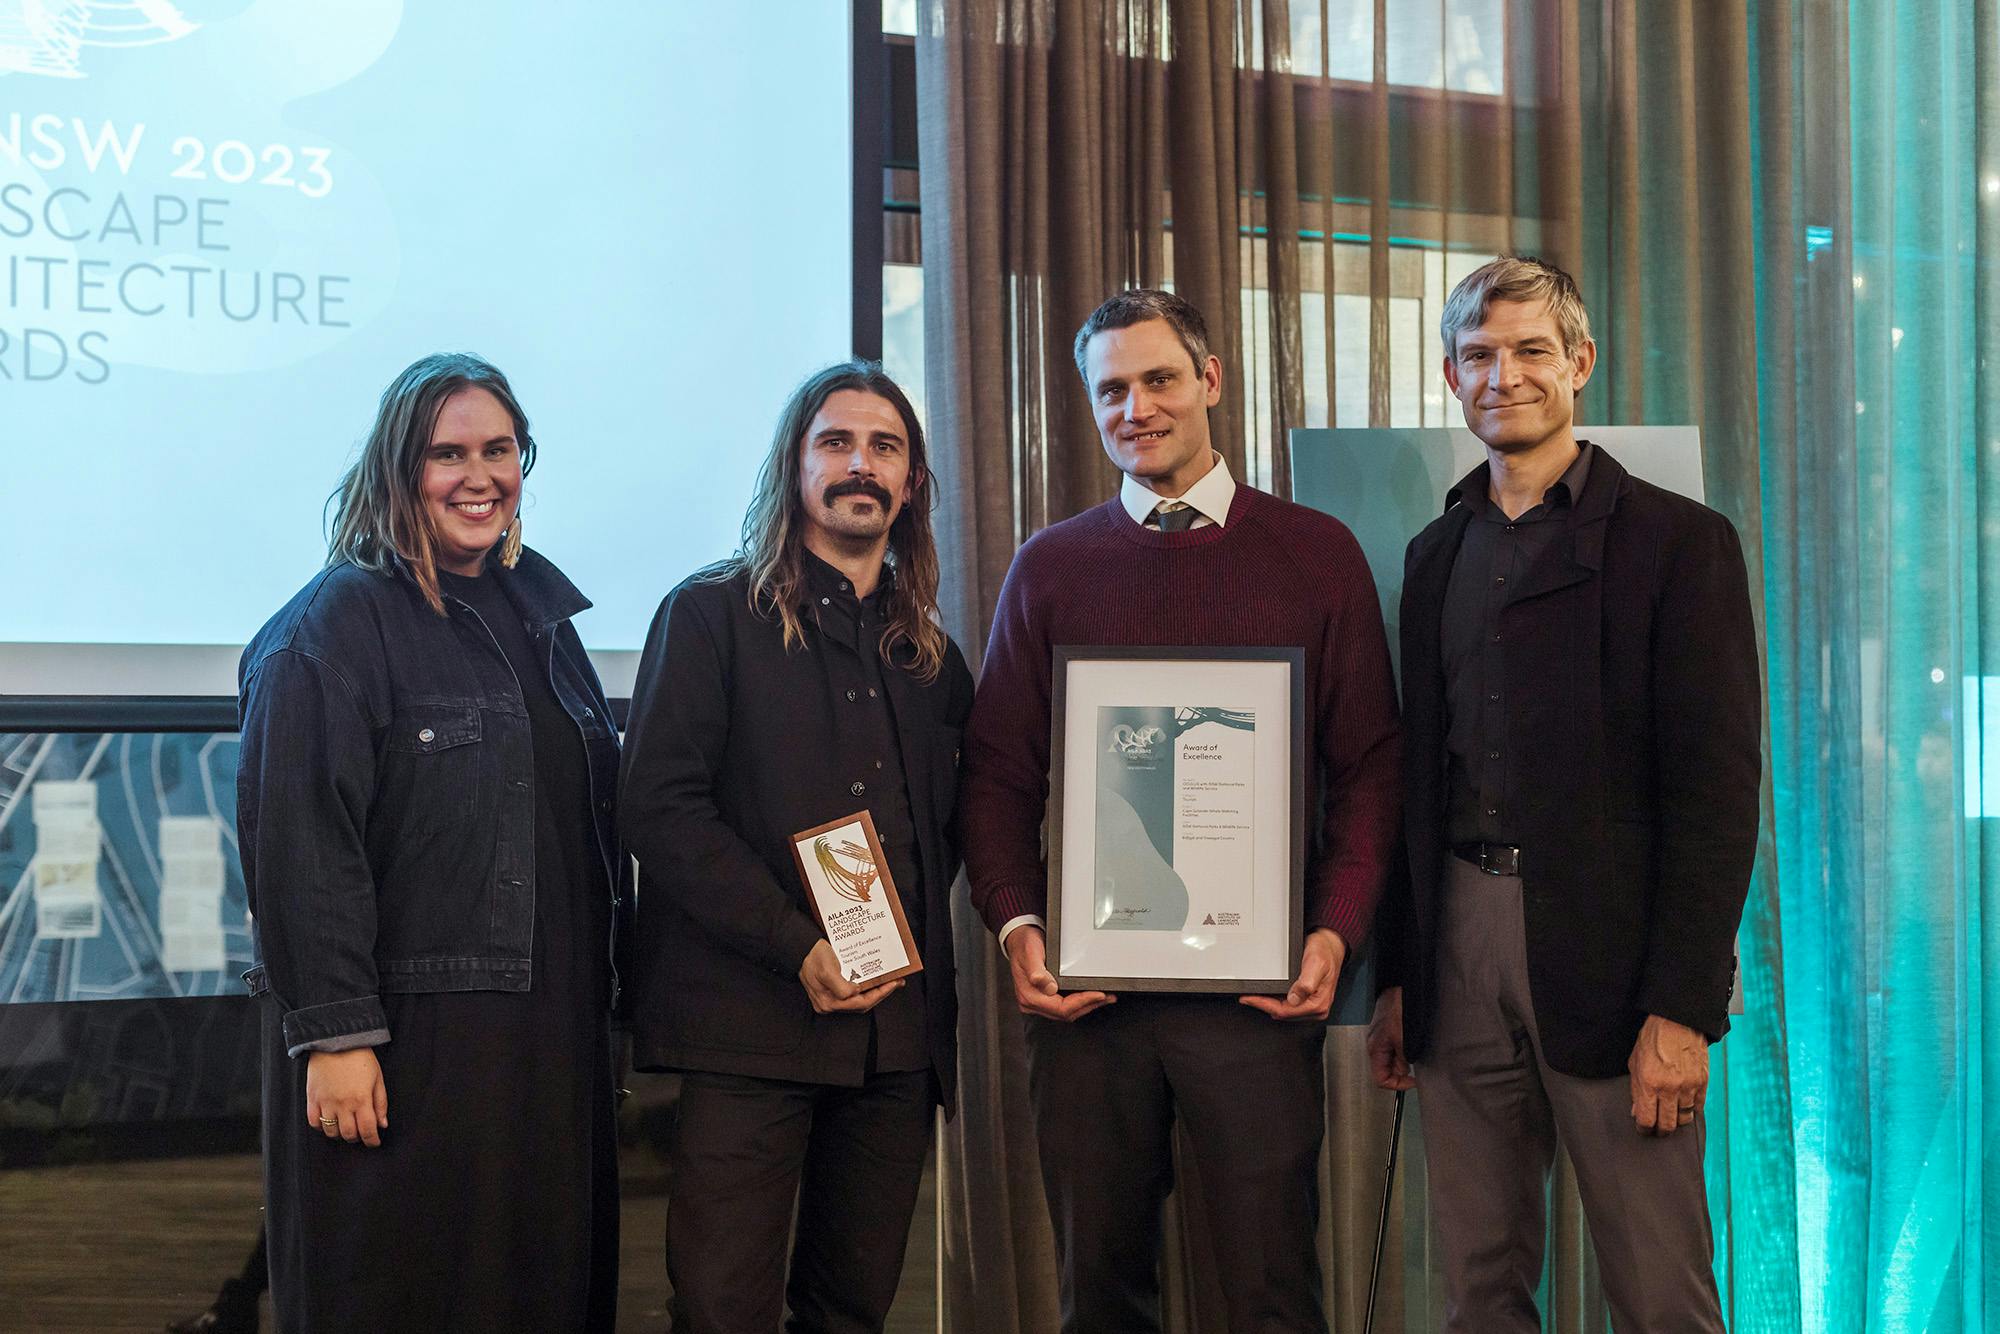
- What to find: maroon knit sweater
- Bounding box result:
[961,485,1402,949]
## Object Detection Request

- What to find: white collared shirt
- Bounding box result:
[1117,450,1237,530]
[995,452,1240,951]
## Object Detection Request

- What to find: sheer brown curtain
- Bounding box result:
[918,2,1801,1329]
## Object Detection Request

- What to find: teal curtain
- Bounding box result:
[1387,1,1999,1323]
[1587,0,1998,1328]
[1757,0,1995,1328]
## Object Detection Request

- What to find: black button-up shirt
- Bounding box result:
[1441,441,1594,845]
[801,552,927,1074]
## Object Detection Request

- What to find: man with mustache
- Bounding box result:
[619,362,974,1333]
[960,289,1401,1332]
[1367,256,1759,1331]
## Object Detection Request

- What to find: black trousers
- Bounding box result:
[1025,995,1328,1334]
[666,1069,934,1334]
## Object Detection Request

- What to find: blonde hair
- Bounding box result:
[325,354,536,615]
[1439,256,1593,358]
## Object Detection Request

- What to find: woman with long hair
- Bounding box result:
[237,354,621,1331]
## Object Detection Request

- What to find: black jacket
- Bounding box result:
[618,565,974,1107]
[238,551,623,1056]
[1378,446,1761,1078]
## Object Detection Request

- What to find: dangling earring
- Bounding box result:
[500,514,523,569]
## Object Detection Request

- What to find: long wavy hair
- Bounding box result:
[324,353,536,615]
[723,361,946,681]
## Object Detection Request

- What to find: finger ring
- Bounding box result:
[319,1116,338,1128]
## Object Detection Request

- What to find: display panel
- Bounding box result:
[0,730,246,1003]
[2,0,856,692]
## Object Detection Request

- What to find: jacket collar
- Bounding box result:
[392,546,591,628]
[496,546,593,626]
[1419,443,1632,607]
[1444,439,1609,518]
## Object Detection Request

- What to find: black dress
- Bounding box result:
[263,566,618,1332]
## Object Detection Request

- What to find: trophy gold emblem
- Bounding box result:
[813,836,879,904]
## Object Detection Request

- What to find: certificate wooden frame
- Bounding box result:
[1047,646,1306,994]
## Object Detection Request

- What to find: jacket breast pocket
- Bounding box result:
[382,706,485,820]
[385,705,482,755]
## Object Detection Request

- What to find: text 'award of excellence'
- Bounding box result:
[789,810,923,989]
[1048,646,1306,993]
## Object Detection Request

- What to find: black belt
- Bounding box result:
[1452,842,1521,877]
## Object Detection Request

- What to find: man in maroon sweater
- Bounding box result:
[960,289,1401,1333]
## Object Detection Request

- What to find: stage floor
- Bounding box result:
[0,1106,939,1332]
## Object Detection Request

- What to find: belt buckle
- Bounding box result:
[1480,844,1520,877]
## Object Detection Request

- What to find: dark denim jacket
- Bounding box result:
[238,549,622,1057]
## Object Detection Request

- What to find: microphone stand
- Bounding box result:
[1362,1088,1407,1334]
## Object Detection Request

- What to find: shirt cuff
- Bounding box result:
[289,1027,390,1059]
[996,914,1046,948]
[280,993,389,1057]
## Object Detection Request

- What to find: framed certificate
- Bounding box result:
[789,810,923,990]
[1048,646,1306,993]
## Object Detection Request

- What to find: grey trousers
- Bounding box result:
[1414,856,1725,1333]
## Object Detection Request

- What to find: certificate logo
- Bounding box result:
[1108,723,1166,760]
[812,835,879,905]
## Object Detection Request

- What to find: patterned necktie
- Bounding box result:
[1151,501,1197,533]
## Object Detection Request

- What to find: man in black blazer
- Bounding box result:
[1366,257,1760,1332]
[619,361,973,1334]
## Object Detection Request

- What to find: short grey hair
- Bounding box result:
[1439,256,1592,358]
[1073,288,1213,381]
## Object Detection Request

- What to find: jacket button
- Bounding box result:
[846,689,858,702]
[583,707,594,720]
[417,727,435,743]
[851,781,866,796]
